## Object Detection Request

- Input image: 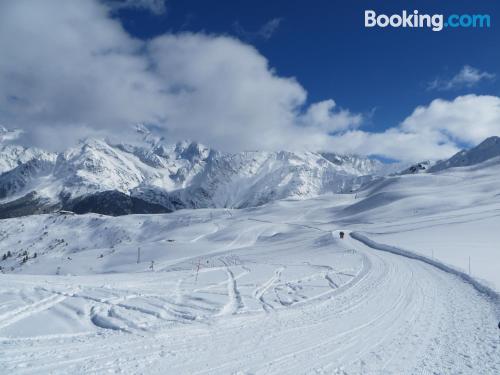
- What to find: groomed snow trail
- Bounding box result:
[1,225,498,374]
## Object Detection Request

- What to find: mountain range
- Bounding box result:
[1,126,499,218]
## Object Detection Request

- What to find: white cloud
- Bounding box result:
[0,0,168,149]
[324,95,500,162]
[147,33,310,151]
[326,129,459,162]
[401,95,500,144]
[106,0,166,14]
[257,18,283,39]
[1,1,499,163]
[233,18,283,41]
[300,100,362,133]
[0,0,358,153]
[428,65,495,91]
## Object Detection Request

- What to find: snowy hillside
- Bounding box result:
[1,195,499,374]
[0,127,383,217]
[429,136,500,172]
[334,153,500,291]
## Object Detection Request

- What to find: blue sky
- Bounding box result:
[1,0,500,161]
[115,0,500,131]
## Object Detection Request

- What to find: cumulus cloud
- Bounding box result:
[326,129,460,163]
[148,33,311,150]
[401,95,500,144]
[0,0,499,163]
[325,95,500,162]
[428,65,495,91]
[0,0,168,149]
[300,100,362,133]
[0,0,354,152]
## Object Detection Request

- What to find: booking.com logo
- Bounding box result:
[365,10,491,31]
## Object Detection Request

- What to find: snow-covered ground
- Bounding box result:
[336,159,500,292]
[1,189,499,373]
[2,145,500,373]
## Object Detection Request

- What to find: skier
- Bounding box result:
[339,231,345,239]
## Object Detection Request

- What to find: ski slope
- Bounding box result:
[333,158,500,292]
[0,200,499,374]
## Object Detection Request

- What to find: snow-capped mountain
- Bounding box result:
[3,126,498,219]
[0,145,54,175]
[0,127,383,217]
[429,136,500,172]
[1,126,56,176]
[319,153,383,175]
[392,136,500,176]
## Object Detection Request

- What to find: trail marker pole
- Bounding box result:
[195,259,201,283]
[468,256,471,275]
[137,247,141,264]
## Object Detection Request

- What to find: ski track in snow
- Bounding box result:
[0,292,68,331]
[0,212,499,374]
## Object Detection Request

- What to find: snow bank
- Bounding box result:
[351,231,500,318]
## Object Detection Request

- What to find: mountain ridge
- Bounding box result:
[0,129,383,217]
[1,128,499,218]
[429,136,500,172]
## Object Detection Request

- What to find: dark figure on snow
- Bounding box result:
[339,231,345,239]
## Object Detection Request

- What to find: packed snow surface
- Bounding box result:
[1,192,499,373]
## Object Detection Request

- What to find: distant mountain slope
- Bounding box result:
[0,144,56,175]
[0,127,383,217]
[429,136,500,172]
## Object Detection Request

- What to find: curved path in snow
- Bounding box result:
[0,231,499,374]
